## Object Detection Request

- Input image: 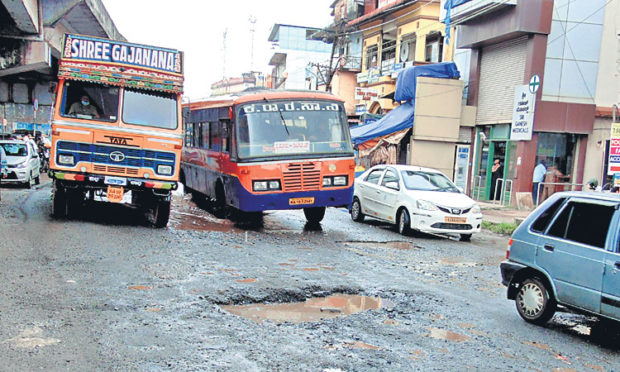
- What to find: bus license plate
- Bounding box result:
[104,176,127,186]
[289,197,314,206]
[445,216,467,224]
[107,186,124,203]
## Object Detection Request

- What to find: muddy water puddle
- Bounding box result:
[343,241,418,250]
[221,294,393,323]
[170,198,240,233]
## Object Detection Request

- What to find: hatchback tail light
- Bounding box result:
[506,238,513,259]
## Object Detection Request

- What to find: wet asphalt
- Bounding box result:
[0,181,617,371]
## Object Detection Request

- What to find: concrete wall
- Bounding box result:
[409,140,457,179]
[413,77,463,141]
[331,70,358,116]
[583,117,613,185]
[594,0,620,107]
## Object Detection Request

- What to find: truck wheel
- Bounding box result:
[152,199,171,228]
[53,186,67,218]
[515,277,557,325]
[304,207,326,224]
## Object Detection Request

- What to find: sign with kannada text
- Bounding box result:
[510,85,536,141]
[355,87,379,101]
[608,122,620,175]
[62,34,182,75]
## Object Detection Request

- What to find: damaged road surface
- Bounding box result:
[0,185,617,371]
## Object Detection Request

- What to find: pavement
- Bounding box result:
[478,200,532,225]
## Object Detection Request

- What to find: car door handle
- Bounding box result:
[543,244,554,252]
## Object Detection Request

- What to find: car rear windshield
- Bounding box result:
[401,170,459,192]
[0,143,27,156]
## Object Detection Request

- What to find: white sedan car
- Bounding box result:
[351,164,482,241]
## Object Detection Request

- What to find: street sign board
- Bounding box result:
[529,74,540,94]
[608,122,620,175]
[510,85,536,141]
[355,87,379,101]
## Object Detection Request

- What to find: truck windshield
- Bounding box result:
[61,81,119,122]
[122,88,178,129]
[236,101,353,159]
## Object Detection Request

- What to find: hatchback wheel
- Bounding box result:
[397,208,411,236]
[350,198,364,222]
[515,277,556,325]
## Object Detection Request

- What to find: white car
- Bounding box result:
[0,140,41,188]
[351,164,483,241]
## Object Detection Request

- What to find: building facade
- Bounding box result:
[210,72,267,97]
[353,0,456,114]
[0,0,123,135]
[448,0,619,204]
[267,24,333,90]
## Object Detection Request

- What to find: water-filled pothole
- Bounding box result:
[221,294,392,323]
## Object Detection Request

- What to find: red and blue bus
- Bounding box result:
[181,90,355,223]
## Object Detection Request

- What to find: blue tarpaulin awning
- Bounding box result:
[350,101,415,146]
[350,62,460,147]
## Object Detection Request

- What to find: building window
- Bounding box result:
[535,133,578,200]
[399,33,416,63]
[365,45,378,70]
[381,38,396,62]
[425,33,444,63]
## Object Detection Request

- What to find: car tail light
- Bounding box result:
[506,238,513,259]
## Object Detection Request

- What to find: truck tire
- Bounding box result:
[152,199,171,228]
[52,185,67,218]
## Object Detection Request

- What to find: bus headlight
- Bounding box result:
[322,177,332,186]
[156,164,173,176]
[58,154,75,166]
[333,176,347,186]
[253,180,281,191]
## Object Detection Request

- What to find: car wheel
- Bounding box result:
[350,198,365,222]
[460,233,472,242]
[397,208,411,236]
[515,277,557,325]
[34,173,40,185]
[25,172,33,189]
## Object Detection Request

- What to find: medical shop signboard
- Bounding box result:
[608,122,620,175]
[510,85,536,141]
[62,34,183,75]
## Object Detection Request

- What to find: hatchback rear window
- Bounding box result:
[547,201,615,249]
[531,198,565,233]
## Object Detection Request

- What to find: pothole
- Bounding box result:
[169,197,241,233]
[221,294,393,324]
[341,241,418,250]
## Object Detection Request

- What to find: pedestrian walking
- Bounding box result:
[532,160,546,205]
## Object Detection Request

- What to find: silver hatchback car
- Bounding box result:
[0,140,41,188]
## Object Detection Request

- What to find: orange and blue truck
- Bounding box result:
[49,34,184,227]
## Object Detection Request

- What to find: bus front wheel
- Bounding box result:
[303,207,326,224]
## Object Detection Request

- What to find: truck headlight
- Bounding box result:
[58,154,75,166]
[156,164,173,176]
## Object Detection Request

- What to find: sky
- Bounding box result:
[101,0,334,100]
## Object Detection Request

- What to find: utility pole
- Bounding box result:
[221,28,228,79]
[248,15,257,71]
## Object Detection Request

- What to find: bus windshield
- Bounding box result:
[236,101,353,159]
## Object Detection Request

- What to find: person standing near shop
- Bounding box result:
[532,160,546,205]
[490,158,503,200]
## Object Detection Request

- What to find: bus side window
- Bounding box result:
[192,123,201,148]
[210,121,221,152]
[184,122,194,147]
[197,123,204,148]
[221,120,231,153]
[202,122,210,149]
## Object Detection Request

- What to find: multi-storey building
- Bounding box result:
[0,0,123,134]
[210,72,267,97]
[446,0,619,203]
[353,0,456,114]
[267,24,333,90]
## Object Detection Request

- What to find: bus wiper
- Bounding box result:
[264,97,290,137]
